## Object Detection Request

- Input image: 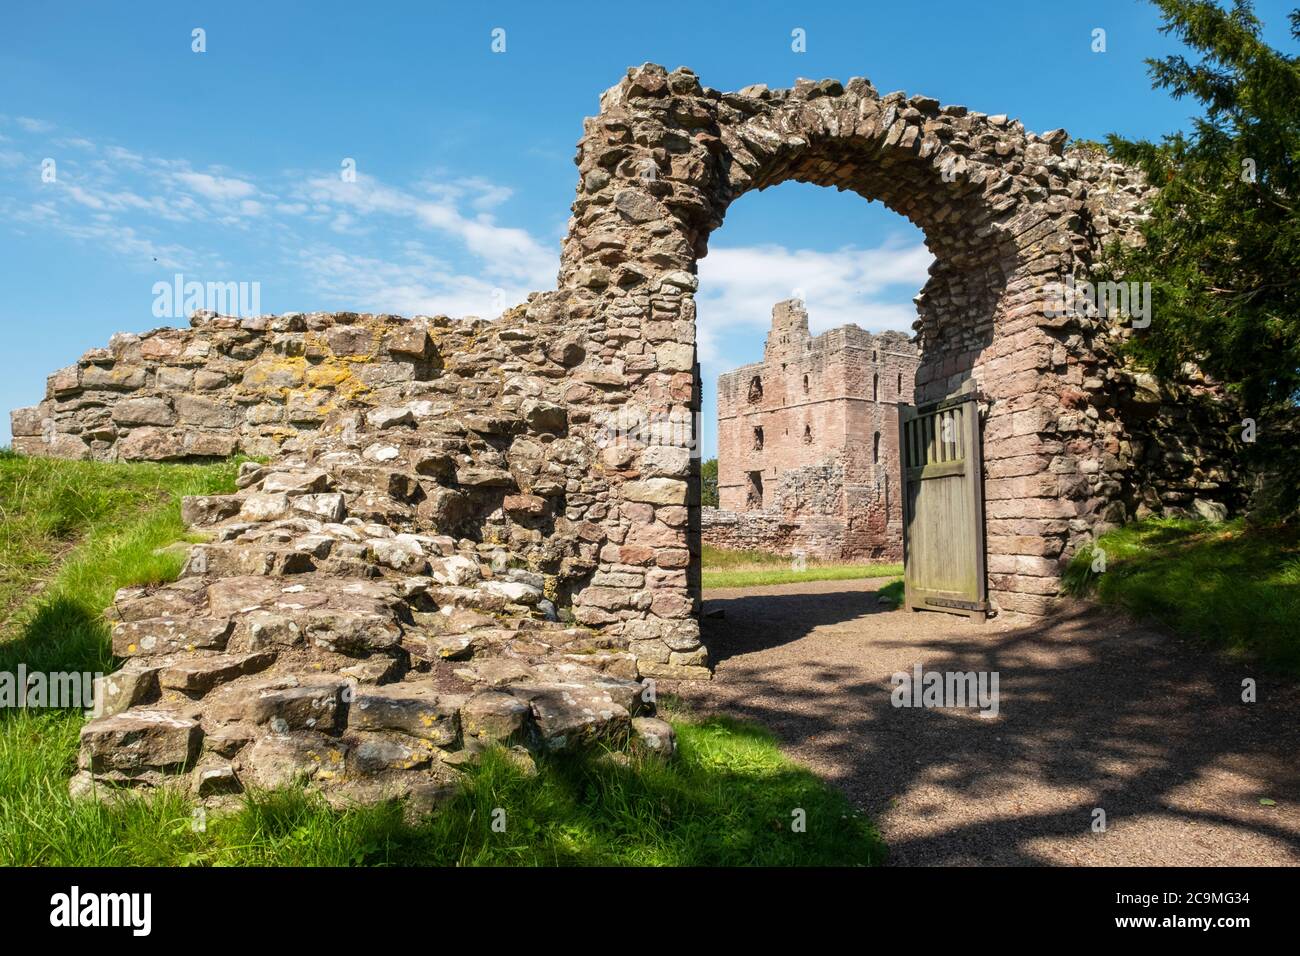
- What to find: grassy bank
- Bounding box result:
[0,451,884,866]
[1064,517,1300,675]
[702,544,901,590]
[0,450,242,657]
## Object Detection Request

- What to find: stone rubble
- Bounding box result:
[74,436,676,808]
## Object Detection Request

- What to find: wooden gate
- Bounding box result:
[897,392,988,620]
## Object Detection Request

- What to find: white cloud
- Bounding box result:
[15,116,54,133]
[693,240,932,362]
[174,171,257,201]
[295,173,556,288]
[104,145,145,167]
[64,184,107,210]
[296,244,534,320]
[9,199,197,270]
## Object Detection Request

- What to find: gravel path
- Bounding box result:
[671,578,1300,866]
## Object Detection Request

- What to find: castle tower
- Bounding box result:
[764,298,811,363]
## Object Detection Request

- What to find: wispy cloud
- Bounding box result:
[293,173,555,287]
[15,116,54,133]
[296,242,537,319]
[0,117,559,312]
[695,240,931,363]
[174,171,257,202]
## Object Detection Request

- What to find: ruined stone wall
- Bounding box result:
[1054,146,1249,525]
[708,299,916,560]
[700,503,870,562]
[13,304,635,637]
[10,311,442,462]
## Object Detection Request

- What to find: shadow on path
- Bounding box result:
[680,580,1300,865]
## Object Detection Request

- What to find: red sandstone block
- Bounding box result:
[613,544,656,565]
[986,534,1064,557]
[983,347,1049,378]
[993,590,1060,616]
[985,552,1060,577]
[650,591,693,619]
[1011,408,1053,437]
[655,548,690,569]
[984,455,1049,479]
[985,516,1054,537]
[995,369,1049,400]
[988,573,1063,595]
[984,474,1058,501]
[986,498,1076,519]
[981,435,1061,460]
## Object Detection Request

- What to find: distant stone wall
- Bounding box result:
[702,452,903,561]
[701,505,883,562]
[700,508,797,555]
[10,311,443,462]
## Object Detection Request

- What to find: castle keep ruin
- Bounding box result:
[704,299,919,561]
[9,64,1248,805]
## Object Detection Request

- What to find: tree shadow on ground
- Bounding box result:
[689,583,1300,865]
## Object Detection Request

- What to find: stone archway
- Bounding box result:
[556,64,1138,676]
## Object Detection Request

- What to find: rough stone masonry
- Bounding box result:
[10,64,1249,807]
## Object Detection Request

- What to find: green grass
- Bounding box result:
[0,449,242,657]
[1064,517,1300,675]
[2,706,885,866]
[702,544,901,590]
[0,449,222,627]
[0,451,885,866]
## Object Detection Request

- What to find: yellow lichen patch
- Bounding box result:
[238,356,307,398]
[303,361,354,389]
[300,350,374,406]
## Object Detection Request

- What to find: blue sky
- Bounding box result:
[2,0,1295,456]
